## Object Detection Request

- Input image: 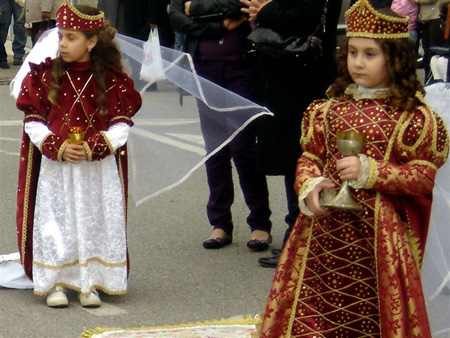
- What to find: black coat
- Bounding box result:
[255,0,343,175]
[350,0,392,9]
[123,0,174,47]
[169,0,248,57]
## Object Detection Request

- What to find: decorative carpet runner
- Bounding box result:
[82,317,259,338]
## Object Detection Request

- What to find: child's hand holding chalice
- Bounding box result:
[63,127,87,163]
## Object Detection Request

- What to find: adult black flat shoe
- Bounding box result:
[271,248,282,256]
[247,234,272,251]
[0,62,9,69]
[202,235,232,249]
[258,253,280,268]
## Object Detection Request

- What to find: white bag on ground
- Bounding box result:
[140,28,166,85]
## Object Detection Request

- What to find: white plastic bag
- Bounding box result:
[140,28,166,85]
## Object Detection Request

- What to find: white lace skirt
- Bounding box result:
[32,156,127,295]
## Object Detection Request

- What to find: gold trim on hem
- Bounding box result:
[81,316,260,338]
[34,283,127,297]
[33,256,127,270]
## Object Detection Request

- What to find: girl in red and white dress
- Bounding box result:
[16,1,141,308]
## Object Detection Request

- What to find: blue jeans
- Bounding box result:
[0,0,26,62]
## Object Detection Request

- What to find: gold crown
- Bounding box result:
[56,0,105,31]
[345,0,409,39]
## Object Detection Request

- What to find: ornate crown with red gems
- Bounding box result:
[345,0,409,39]
[56,0,105,31]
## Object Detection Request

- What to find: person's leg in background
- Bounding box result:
[224,59,272,251]
[10,0,26,66]
[258,172,299,267]
[422,18,448,84]
[195,60,235,249]
[0,0,12,68]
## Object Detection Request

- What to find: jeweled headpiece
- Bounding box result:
[56,0,105,31]
[345,0,409,39]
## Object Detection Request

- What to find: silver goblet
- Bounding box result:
[321,130,366,211]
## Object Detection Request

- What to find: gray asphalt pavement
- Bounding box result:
[0,53,288,338]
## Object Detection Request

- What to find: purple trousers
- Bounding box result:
[195,59,272,235]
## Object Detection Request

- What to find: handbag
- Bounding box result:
[140,28,166,85]
[247,0,328,59]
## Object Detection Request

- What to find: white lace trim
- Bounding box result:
[349,154,370,189]
[344,84,391,100]
[298,177,328,216]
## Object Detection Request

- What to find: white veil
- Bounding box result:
[9,28,273,206]
[422,82,450,337]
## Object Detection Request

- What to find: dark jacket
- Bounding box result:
[169,0,249,57]
[124,0,174,47]
[350,0,392,8]
[255,0,343,175]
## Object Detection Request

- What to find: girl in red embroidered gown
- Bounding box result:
[258,1,449,337]
[15,2,142,308]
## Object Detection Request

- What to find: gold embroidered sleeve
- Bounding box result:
[85,131,114,161]
[40,133,68,162]
[295,99,328,194]
[364,106,449,195]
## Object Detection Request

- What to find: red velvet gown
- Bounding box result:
[259,85,449,338]
[16,58,142,295]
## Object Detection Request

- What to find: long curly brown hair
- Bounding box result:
[48,5,123,115]
[328,36,424,112]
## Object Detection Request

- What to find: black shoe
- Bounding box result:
[202,235,232,249]
[13,57,23,66]
[0,61,9,69]
[258,253,280,268]
[247,234,272,251]
[271,248,282,256]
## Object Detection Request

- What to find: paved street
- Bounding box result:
[0,54,289,338]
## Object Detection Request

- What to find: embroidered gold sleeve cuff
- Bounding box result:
[40,133,67,162]
[23,114,47,124]
[363,157,378,190]
[85,131,114,161]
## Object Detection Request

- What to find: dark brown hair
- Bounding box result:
[327,36,424,112]
[48,5,123,115]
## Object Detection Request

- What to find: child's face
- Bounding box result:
[347,38,390,89]
[58,29,97,63]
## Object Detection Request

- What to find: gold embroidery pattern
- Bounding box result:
[100,131,114,155]
[110,116,132,123]
[33,256,127,270]
[57,140,69,162]
[39,133,54,153]
[408,159,437,170]
[83,142,92,161]
[364,157,379,189]
[24,114,46,122]
[302,151,325,169]
[116,150,127,225]
[20,142,35,267]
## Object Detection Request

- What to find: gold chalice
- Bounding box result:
[68,126,85,145]
[321,131,366,211]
